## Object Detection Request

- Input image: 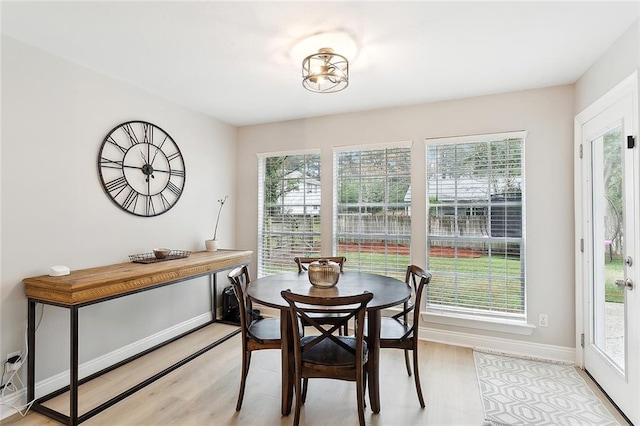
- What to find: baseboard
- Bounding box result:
[421,326,576,364]
[0,312,213,421]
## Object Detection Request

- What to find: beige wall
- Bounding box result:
[0,36,237,380]
[237,85,576,348]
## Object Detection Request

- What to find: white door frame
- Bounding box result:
[574,72,639,423]
[574,71,638,368]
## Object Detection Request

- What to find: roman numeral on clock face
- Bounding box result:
[143,122,153,145]
[105,176,128,194]
[122,189,139,211]
[166,181,181,196]
[122,123,140,146]
[100,157,123,169]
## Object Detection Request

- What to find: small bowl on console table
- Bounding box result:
[153,248,171,259]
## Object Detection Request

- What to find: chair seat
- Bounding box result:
[248,317,281,341]
[300,336,368,366]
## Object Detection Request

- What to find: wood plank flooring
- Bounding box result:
[1,323,629,425]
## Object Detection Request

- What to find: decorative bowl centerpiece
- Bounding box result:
[153,248,171,259]
[308,259,341,288]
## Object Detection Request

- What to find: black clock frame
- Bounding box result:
[98,120,186,217]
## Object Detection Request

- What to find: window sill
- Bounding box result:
[421,311,536,336]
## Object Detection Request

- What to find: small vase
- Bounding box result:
[307,259,341,288]
[205,239,218,252]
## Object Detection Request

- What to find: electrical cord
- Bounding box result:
[0,304,44,417]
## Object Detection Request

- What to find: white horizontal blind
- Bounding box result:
[258,153,321,278]
[334,146,411,281]
[426,135,525,317]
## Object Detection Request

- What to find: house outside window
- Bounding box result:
[258,151,321,277]
[425,132,526,319]
[334,142,412,280]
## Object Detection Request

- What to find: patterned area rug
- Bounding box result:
[474,351,619,425]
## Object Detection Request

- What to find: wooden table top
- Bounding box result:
[23,250,252,306]
[247,271,411,311]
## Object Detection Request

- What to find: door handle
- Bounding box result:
[614,278,634,290]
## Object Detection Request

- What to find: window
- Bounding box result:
[258,151,321,277]
[334,143,411,280]
[426,132,525,319]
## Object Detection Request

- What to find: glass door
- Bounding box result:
[579,81,638,424]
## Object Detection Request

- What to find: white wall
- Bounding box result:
[237,84,576,349]
[0,36,237,381]
[575,19,639,114]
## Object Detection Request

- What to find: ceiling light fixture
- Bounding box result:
[302,47,349,93]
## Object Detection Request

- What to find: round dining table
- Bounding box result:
[246,271,411,415]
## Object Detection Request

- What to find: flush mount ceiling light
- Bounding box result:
[291,31,358,94]
[302,48,349,93]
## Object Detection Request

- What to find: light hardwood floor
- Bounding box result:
[1,323,629,425]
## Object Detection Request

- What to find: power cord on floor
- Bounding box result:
[0,304,44,417]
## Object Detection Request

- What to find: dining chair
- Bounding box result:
[373,264,432,408]
[228,265,281,411]
[281,289,373,426]
[293,256,349,335]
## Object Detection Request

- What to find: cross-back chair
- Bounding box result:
[373,264,431,408]
[281,290,373,426]
[293,256,349,335]
[228,265,281,411]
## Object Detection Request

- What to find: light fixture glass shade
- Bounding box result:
[302,48,349,93]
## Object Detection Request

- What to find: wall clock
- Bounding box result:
[98,120,186,217]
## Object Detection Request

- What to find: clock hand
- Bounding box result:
[133,152,155,182]
[150,146,161,165]
[150,135,168,165]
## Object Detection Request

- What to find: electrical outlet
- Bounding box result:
[538,313,549,327]
[6,351,23,371]
[6,351,20,362]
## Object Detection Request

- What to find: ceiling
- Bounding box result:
[2,1,639,126]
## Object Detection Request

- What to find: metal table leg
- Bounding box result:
[27,299,36,403]
[70,306,79,425]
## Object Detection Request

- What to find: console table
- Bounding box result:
[23,249,252,425]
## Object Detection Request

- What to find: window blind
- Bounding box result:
[426,134,525,317]
[334,146,411,280]
[258,153,321,277]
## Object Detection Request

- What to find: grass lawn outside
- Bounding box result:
[605,257,624,303]
[263,251,625,310]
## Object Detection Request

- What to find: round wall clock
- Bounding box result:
[98,120,186,217]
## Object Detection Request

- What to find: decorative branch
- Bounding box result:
[213,195,228,241]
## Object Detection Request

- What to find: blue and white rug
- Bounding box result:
[474,351,620,426]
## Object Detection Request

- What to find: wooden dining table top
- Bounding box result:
[247,270,411,311]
